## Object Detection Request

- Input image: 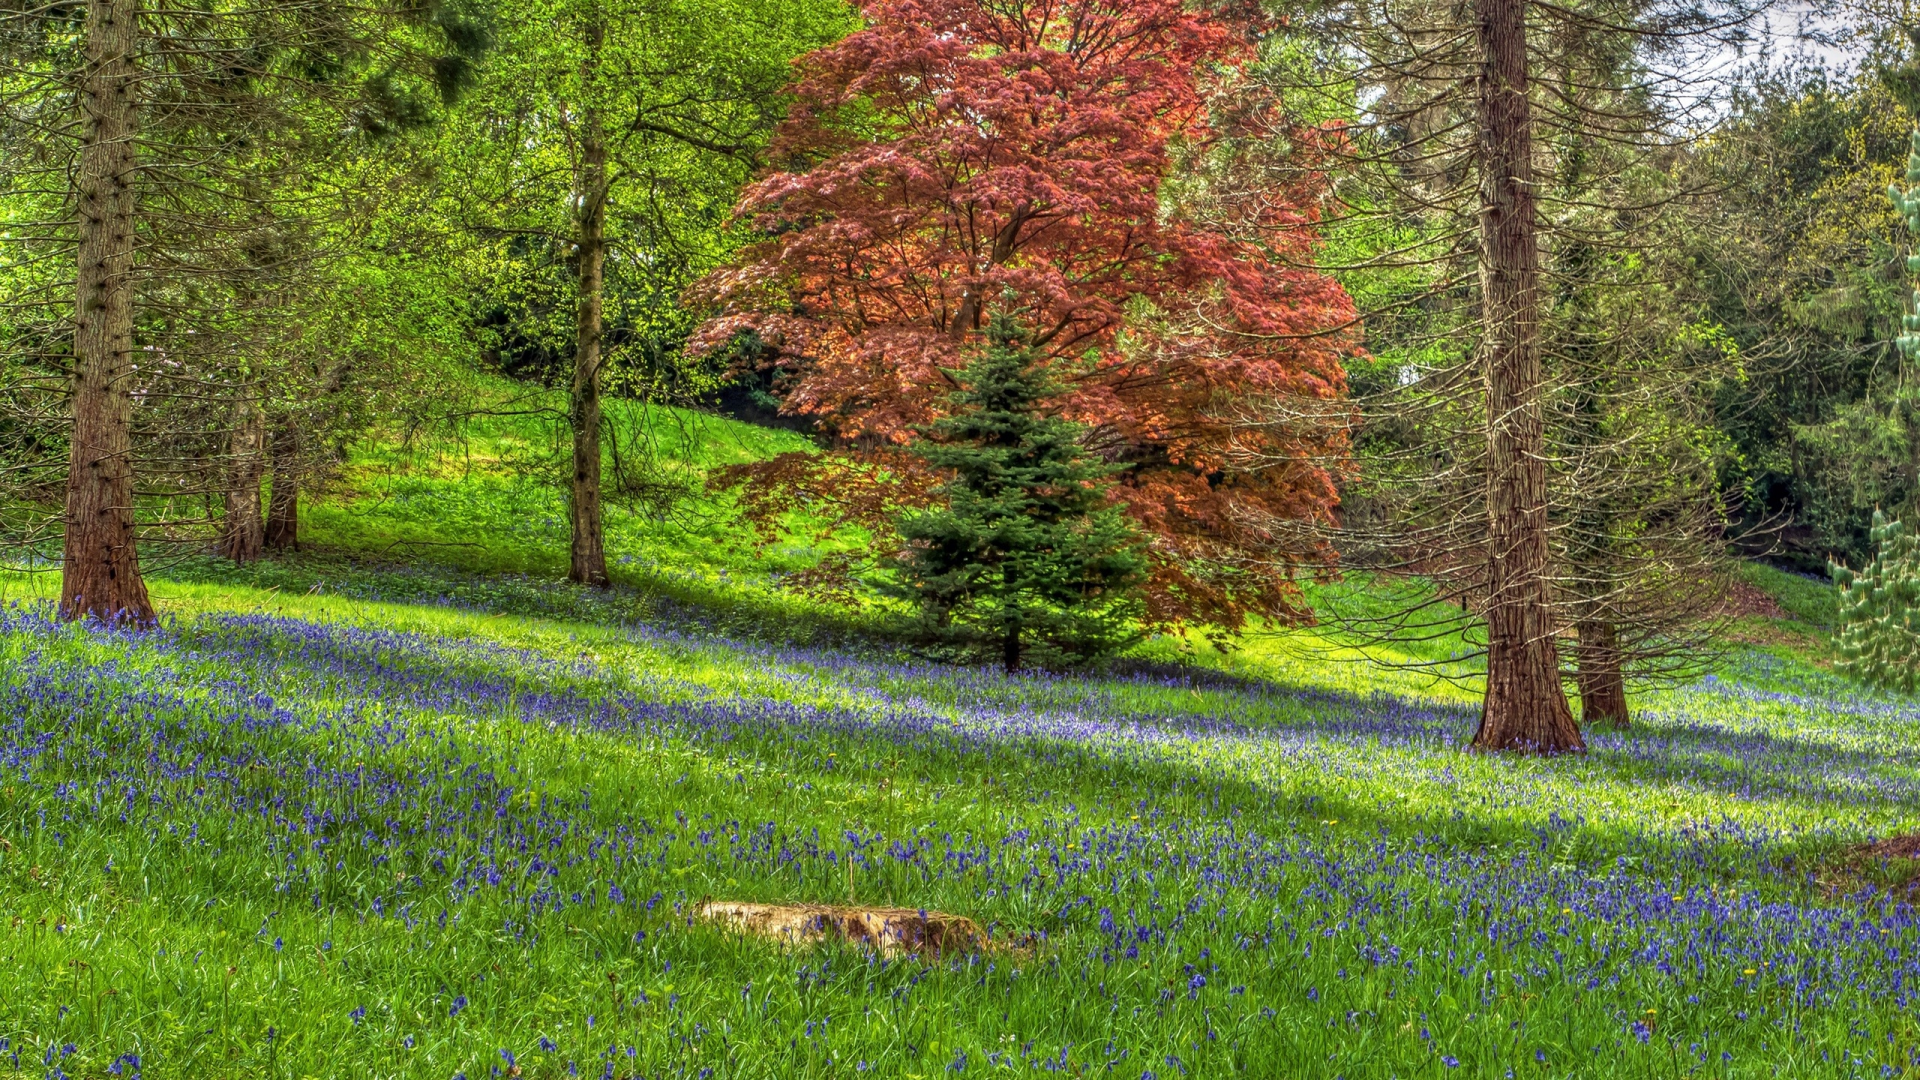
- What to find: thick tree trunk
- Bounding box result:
[1575,618,1629,727]
[219,398,267,563]
[567,23,610,588]
[265,418,299,551]
[1469,0,1581,753]
[60,0,153,624]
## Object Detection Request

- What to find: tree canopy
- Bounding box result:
[692,0,1360,632]
[0,0,1913,716]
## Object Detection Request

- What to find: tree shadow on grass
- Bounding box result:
[142,576,1920,826]
[149,604,1920,855]
[12,600,1906,924]
[58,555,1920,883]
[156,548,905,651]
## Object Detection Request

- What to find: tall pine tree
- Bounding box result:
[1833,510,1920,693]
[885,314,1146,673]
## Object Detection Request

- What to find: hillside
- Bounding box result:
[0,403,1916,1079]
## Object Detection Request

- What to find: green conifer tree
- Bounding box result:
[884,313,1147,672]
[1830,130,1920,692]
[1834,511,1920,692]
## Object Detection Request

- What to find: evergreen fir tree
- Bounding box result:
[1833,511,1920,692]
[884,313,1147,672]
[1829,131,1920,692]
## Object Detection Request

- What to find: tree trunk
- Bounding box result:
[1575,618,1629,727]
[1469,0,1581,754]
[265,418,300,551]
[219,397,267,563]
[60,0,152,624]
[567,20,610,588]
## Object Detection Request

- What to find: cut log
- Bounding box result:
[695,900,1006,958]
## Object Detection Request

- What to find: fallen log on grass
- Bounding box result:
[696,900,1013,959]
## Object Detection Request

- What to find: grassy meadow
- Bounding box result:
[1,395,1917,1079]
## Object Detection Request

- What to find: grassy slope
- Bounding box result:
[271,381,909,648]
[235,375,1494,687]
[306,392,807,577]
[2,390,1917,1078]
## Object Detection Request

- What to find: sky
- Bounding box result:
[1648,2,1870,125]
[1721,2,1867,77]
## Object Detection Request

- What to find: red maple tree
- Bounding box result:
[691,0,1361,630]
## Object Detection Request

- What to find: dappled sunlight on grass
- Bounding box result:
[0,555,1915,1076]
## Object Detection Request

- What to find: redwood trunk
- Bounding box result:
[265,419,299,551]
[1575,618,1629,727]
[60,0,153,624]
[1469,0,1581,753]
[567,24,610,588]
[219,398,267,563]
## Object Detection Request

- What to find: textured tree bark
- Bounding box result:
[1469,0,1582,753]
[60,0,153,624]
[219,398,267,563]
[567,19,611,588]
[1575,618,1629,727]
[265,418,300,551]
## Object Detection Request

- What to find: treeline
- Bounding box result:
[0,0,1910,750]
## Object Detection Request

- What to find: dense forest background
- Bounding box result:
[1,0,1914,654]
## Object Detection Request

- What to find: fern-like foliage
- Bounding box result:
[1833,510,1920,692]
[1834,132,1920,691]
[1888,127,1920,362]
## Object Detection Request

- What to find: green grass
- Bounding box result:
[1739,561,1838,628]
[265,378,901,648]
[310,381,814,580]
[0,392,1917,1079]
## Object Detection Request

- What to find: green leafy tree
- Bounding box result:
[883,314,1147,673]
[438,0,847,587]
[0,0,482,615]
[1688,68,1909,563]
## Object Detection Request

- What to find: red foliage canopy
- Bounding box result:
[692,0,1361,630]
